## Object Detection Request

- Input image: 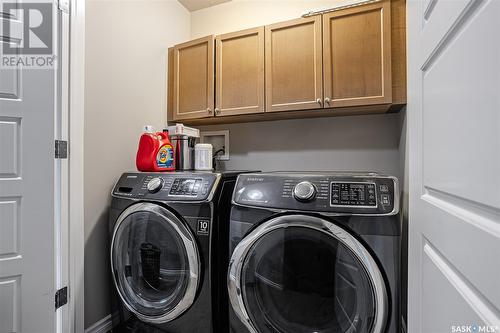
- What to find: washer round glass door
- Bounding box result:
[111,202,200,324]
[228,215,388,333]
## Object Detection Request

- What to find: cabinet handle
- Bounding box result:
[324,97,331,105]
[316,98,322,105]
[207,108,213,115]
[215,108,221,115]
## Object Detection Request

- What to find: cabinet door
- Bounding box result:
[173,36,214,120]
[265,16,323,112]
[215,27,264,117]
[323,1,392,108]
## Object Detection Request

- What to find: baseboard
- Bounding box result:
[85,313,117,333]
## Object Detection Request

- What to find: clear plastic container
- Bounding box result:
[194,143,213,171]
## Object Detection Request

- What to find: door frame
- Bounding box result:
[67,0,85,331]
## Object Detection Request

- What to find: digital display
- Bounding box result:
[331,182,377,207]
[169,178,202,196]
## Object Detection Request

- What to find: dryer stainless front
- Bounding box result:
[228,172,401,333]
[111,202,200,324]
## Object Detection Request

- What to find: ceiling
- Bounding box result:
[178,0,232,12]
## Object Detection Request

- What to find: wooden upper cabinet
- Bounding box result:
[265,16,323,112]
[173,36,214,120]
[323,1,392,108]
[166,0,406,124]
[215,27,264,117]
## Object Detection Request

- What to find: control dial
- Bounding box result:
[147,177,164,193]
[293,181,316,201]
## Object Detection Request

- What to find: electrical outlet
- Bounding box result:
[200,130,230,160]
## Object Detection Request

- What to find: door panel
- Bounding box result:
[215,27,264,117]
[0,120,19,177]
[421,241,488,333]
[0,198,19,256]
[173,36,214,120]
[265,16,323,112]
[420,0,472,60]
[0,0,21,101]
[421,2,500,209]
[323,1,392,108]
[408,0,500,331]
[0,65,20,99]
[0,1,56,332]
[0,275,21,333]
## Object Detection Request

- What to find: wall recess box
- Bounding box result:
[200,130,229,160]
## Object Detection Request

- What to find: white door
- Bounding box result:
[0,1,58,332]
[408,0,500,332]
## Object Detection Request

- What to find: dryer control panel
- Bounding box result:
[233,173,398,215]
[112,172,220,201]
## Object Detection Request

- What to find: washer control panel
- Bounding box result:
[330,182,377,207]
[233,173,398,215]
[169,178,204,196]
[112,172,219,201]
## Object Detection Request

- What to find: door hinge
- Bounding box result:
[55,140,68,159]
[55,287,68,310]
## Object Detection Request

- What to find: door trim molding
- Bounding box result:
[68,0,85,331]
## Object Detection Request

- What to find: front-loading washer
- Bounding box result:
[109,171,252,332]
[228,172,401,333]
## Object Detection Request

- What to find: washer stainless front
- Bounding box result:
[111,202,200,324]
[228,215,388,333]
[109,171,253,332]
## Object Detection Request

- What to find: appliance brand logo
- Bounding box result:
[246,177,264,182]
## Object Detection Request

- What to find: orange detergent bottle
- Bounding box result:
[136,126,175,172]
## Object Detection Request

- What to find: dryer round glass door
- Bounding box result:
[228,215,388,333]
[111,203,200,324]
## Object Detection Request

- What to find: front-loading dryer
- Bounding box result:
[109,171,251,332]
[228,172,401,333]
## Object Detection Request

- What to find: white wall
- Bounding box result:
[84,0,190,328]
[199,113,402,179]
